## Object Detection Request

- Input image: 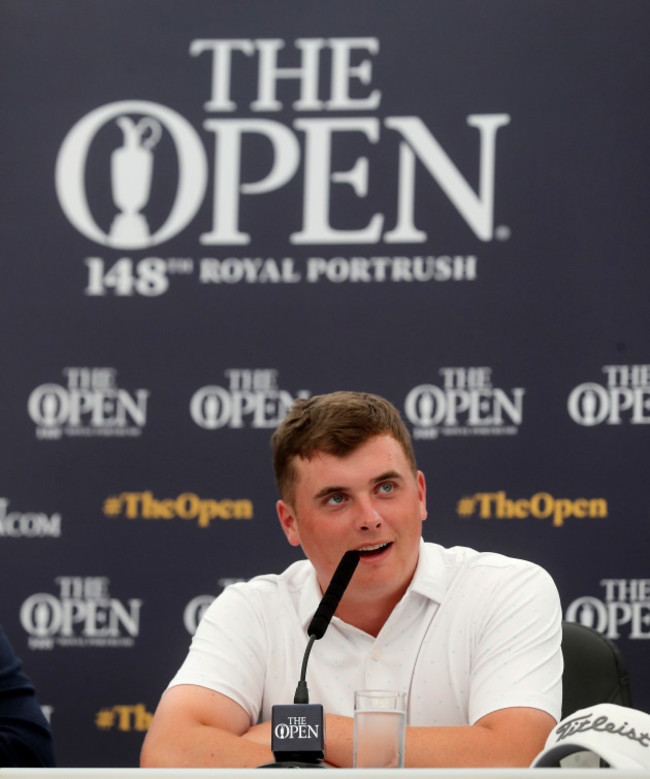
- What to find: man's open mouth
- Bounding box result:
[357,542,392,558]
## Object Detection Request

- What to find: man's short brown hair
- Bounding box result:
[271,391,417,502]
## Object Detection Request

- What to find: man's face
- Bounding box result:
[277,434,427,602]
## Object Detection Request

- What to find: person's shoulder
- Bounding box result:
[422,541,554,584]
[226,557,314,599]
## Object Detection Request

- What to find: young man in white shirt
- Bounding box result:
[141,391,562,768]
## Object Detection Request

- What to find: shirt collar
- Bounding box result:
[407,538,451,604]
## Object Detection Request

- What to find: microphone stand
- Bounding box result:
[259,551,360,768]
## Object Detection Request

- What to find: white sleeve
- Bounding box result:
[167,584,268,724]
[468,561,563,724]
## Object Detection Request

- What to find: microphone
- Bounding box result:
[308,550,361,639]
[260,550,360,769]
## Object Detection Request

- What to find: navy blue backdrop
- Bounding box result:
[1,0,648,766]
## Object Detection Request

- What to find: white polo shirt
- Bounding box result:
[169,540,563,726]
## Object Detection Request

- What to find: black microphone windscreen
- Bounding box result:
[307,550,360,639]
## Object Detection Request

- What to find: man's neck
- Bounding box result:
[334,587,407,638]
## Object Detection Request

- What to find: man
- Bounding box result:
[141,391,562,768]
[0,623,56,767]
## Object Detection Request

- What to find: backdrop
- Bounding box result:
[1,0,648,767]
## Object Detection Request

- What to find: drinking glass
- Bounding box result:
[353,689,406,768]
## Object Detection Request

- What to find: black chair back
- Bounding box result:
[561,620,631,719]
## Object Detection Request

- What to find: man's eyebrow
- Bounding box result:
[313,485,346,501]
[372,470,403,484]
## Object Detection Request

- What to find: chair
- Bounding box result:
[561,620,632,719]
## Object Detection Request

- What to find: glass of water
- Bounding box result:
[353,690,407,768]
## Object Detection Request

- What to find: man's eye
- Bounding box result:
[326,494,345,505]
[378,482,395,494]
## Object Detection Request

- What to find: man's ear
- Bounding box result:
[417,471,428,522]
[277,499,301,547]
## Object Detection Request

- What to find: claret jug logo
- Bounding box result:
[56,101,206,251]
[184,595,216,635]
[568,364,650,426]
[183,578,244,634]
[54,37,511,294]
[566,579,650,640]
[27,367,149,439]
[20,576,143,650]
[190,368,310,429]
[405,366,525,440]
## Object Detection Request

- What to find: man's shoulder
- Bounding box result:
[420,541,554,587]
[425,539,542,565]
[226,557,316,600]
[417,542,559,620]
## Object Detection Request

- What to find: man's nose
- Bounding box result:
[355,499,384,531]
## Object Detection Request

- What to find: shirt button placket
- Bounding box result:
[364,647,384,688]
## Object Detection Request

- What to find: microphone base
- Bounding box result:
[258,759,327,769]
